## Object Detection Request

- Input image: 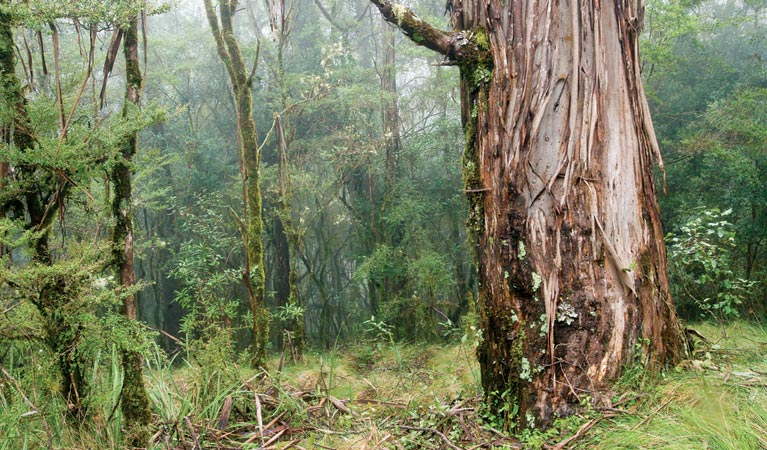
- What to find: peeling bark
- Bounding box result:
[370,0,684,429]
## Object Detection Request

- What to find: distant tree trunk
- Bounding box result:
[381,23,400,184]
[266,0,304,355]
[379,20,407,309]
[204,0,269,368]
[273,112,303,356]
[110,13,152,445]
[370,0,684,428]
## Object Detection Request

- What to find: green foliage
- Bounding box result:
[274,301,306,323]
[6,0,171,30]
[169,192,244,340]
[644,0,767,317]
[667,209,757,320]
[362,315,395,344]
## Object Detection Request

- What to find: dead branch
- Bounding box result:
[547,412,617,450]
[0,365,38,413]
[630,397,673,431]
[255,392,264,445]
[329,395,354,415]
[399,425,461,450]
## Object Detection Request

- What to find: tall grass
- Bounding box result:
[577,321,767,449]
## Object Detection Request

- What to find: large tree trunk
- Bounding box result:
[371,0,685,428]
[111,13,152,445]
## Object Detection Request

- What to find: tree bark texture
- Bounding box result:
[371,0,685,428]
[204,0,269,368]
[112,13,152,445]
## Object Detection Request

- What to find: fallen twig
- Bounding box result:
[329,395,354,415]
[184,416,201,450]
[400,425,461,450]
[262,428,286,447]
[354,398,407,408]
[373,433,393,449]
[547,412,617,450]
[631,397,673,431]
[282,439,300,450]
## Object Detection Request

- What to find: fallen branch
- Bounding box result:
[329,395,354,415]
[547,412,617,450]
[400,425,461,450]
[354,398,407,408]
[0,366,38,414]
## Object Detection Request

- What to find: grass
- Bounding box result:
[1,322,766,449]
[578,321,767,450]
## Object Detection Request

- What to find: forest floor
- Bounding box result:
[3,322,767,449]
[147,321,767,450]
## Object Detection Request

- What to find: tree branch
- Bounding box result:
[369,0,489,63]
[313,0,353,32]
[369,0,453,56]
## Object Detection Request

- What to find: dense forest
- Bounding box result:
[1,0,765,448]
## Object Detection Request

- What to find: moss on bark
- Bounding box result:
[113,14,152,446]
[204,0,270,368]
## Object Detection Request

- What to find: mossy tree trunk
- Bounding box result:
[204,0,269,368]
[370,0,684,429]
[267,0,304,356]
[0,2,88,419]
[110,12,152,446]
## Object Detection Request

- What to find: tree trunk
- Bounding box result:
[204,0,269,368]
[381,23,400,184]
[111,13,152,445]
[274,112,304,356]
[370,0,684,428]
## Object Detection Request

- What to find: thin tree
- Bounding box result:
[369,0,685,428]
[204,0,270,368]
[110,11,152,445]
[265,0,304,357]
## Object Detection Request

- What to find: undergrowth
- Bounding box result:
[1,322,766,449]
